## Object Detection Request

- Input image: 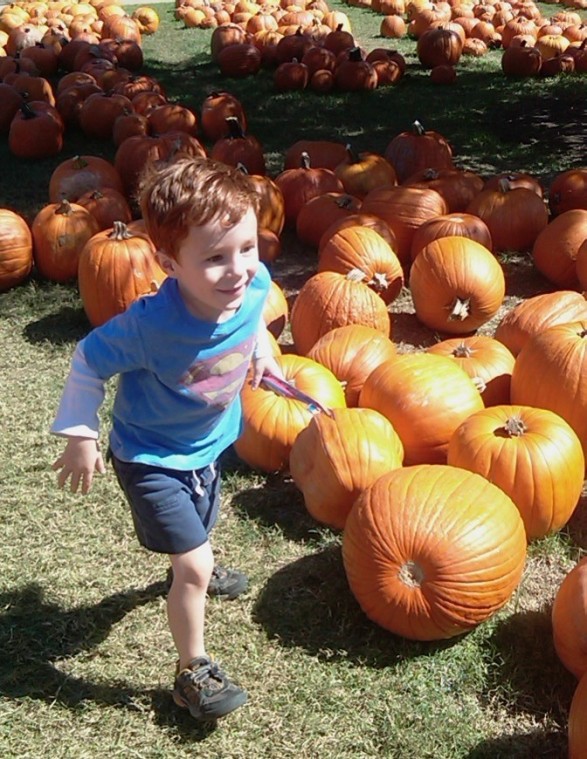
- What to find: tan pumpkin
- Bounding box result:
[289,407,404,529]
[342,464,527,640]
[448,405,584,540]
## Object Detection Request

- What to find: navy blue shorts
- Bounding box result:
[110,454,221,555]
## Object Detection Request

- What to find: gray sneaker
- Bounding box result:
[172,656,247,720]
[165,565,248,600]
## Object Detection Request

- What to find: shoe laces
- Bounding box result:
[184,659,225,692]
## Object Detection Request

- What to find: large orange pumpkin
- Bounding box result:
[510,320,587,461]
[410,212,493,261]
[77,221,166,327]
[569,672,587,758]
[384,120,454,183]
[289,407,404,530]
[342,464,527,640]
[0,208,33,292]
[447,405,584,540]
[307,323,397,407]
[290,270,391,356]
[552,557,587,680]
[234,353,347,473]
[359,352,484,464]
[409,236,505,334]
[531,208,587,290]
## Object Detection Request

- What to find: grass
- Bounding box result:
[1,2,587,757]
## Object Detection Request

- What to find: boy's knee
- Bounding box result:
[170,541,214,588]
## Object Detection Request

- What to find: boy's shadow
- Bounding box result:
[0,582,216,741]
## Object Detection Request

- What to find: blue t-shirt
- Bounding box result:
[82,264,271,470]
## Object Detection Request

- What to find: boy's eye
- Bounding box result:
[206,254,223,263]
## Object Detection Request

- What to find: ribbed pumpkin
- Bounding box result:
[426,335,514,406]
[307,324,397,407]
[333,144,397,198]
[531,208,587,289]
[403,168,484,214]
[466,178,549,253]
[296,192,362,248]
[410,212,493,261]
[384,120,454,183]
[234,353,346,473]
[494,290,587,357]
[359,353,484,464]
[448,405,584,540]
[78,221,166,327]
[318,225,404,304]
[262,279,288,338]
[275,152,344,227]
[290,270,391,355]
[32,199,100,282]
[569,672,587,759]
[510,320,587,460]
[289,407,404,529]
[342,464,527,640]
[361,184,449,266]
[0,208,33,292]
[49,154,124,203]
[409,236,505,334]
[552,557,587,679]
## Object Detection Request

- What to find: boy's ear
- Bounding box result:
[156,251,178,277]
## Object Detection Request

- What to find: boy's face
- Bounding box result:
[158,207,260,322]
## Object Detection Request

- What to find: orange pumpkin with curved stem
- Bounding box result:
[210,116,265,176]
[290,407,404,529]
[448,405,584,539]
[307,324,397,407]
[334,144,397,198]
[384,120,453,183]
[552,557,587,680]
[200,91,247,142]
[409,236,505,334]
[318,224,403,304]
[290,270,391,355]
[342,464,526,640]
[275,151,344,227]
[234,353,346,473]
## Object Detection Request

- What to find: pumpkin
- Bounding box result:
[410,212,492,260]
[569,672,587,759]
[318,224,404,304]
[290,270,391,355]
[275,151,344,227]
[494,290,587,357]
[8,101,63,159]
[549,167,587,216]
[384,120,453,183]
[531,208,587,290]
[552,557,587,679]
[448,405,584,540]
[466,177,549,253]
[77,220,167,327]
[210,116,265,176]
[577,239,587,291]
[333,144,397,198]
[342,464,527,640]
[262,279,288,338]
[417,26,463,68]
[0,83,23,132]
[200,91,247,142]
[234,353,347,473]
[76,187,132,231]
[403,168,485,214]
[307,324,397,407]
[146,102,199,137]
[296,192,362,248]
[289,407,404,530]
[319,212,397,252]
[0,208,33,292]
[510,320,587,461]
[359,352,484,464]
[216,42,263,77]
[131,6,160,34]
[49,154,124,203]
[409,236,505,334]
[426,335,514,406]
[501,39,542,76]
[283,139,348,171]
[78,91,134,140]
[484,171,543,197]
[31,199,100,282]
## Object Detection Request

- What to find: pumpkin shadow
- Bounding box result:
[480,606,576,727]
[464,729,567,759]
[23,304,90,345]
[252,545,462,668]
[0,581,216,742]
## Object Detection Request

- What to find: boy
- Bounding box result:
[51,156,280,721]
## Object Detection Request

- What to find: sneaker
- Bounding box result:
[165,565,248,600]
[172,656,247,721]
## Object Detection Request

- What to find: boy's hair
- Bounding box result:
[138,156,260,259]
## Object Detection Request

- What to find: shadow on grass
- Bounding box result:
[465,729,567,759]
[0,582,216,742]
[252,544,460,668]
[23,305,90,346]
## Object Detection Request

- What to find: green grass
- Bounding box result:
[1,2,587,757]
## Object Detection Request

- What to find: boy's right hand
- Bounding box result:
[52,436,106,495]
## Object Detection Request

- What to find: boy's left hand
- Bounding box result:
[250,355,284,390]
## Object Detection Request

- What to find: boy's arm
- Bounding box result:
[250,319,283,389]
[51,342,107,494]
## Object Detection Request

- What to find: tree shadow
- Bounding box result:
[0,582,217,742]
[252,544,463,667]
[465,729,567,758]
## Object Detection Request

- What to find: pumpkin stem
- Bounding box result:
[496,177,512,193]
[300,151,311,169]
[448,297,470,321]
[504,415,527,437]
[235,162,249,174]
[225,116,245,139]
[452,342,473,358]
[347,268,368,283]
[55,199,73,215]
[368,271,389,291]
[422,168,440,180]
[72,155,89,169]
[345,143,361,164]
[336,195,356,209]
[471,376,486,393]
[348,46,363,62]
[413,119,426,135]
[398,560,424,588]
[108,221,133,240]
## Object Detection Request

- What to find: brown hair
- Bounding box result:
[138,156,260,259]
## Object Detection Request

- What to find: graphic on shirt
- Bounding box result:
[179,335,255,409]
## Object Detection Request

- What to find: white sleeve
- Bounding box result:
[50,342,106,439]
[253,317,273,359]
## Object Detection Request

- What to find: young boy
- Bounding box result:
[51,156,281,721]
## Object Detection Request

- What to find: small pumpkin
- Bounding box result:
[0,208,33,292]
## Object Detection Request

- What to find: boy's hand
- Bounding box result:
[52,436,106,495]
[250,355,283,390]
